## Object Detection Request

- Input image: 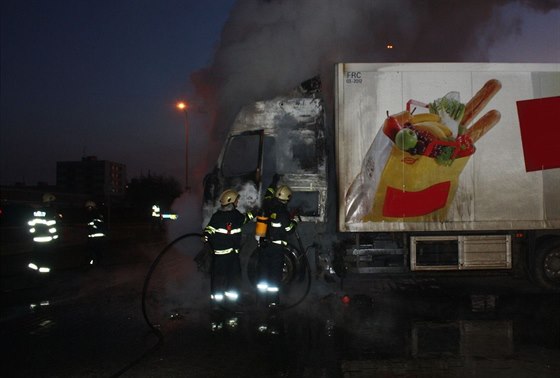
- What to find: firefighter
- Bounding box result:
[151,204,163,232]
[85,200,106,266]
[257,178,297,308]
[27,193,60,273]
[203,189,254,309]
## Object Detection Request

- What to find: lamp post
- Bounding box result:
[176,101,190,192]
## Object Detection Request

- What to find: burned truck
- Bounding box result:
[202,63,560,290]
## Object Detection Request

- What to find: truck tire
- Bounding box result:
[246,244,301,288]
[533,238,560,291]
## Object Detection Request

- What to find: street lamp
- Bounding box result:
[176,101,190,192]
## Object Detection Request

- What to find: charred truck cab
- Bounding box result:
[202,77,329,286]
[203,76,327,225]
[203,64,560,291]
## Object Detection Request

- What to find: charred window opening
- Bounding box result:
[261,136,277,189]
[290,191,320,217]
[277,125,322,174]
[222,133,260,178]
[291,130,317,171]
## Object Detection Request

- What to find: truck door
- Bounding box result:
[203,130,268,218]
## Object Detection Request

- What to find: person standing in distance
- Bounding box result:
[84,200,107,266]
[27,193,60,274]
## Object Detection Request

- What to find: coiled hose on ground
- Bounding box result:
[111,231,312,376]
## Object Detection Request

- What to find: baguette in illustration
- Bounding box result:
[460,79,502,129]
[466,109,501,143]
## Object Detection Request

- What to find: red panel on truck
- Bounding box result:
[517,96,560,172]
[383,181,450,217]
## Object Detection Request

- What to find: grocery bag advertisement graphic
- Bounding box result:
[346,79,503,223]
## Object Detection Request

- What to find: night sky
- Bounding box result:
[1,0,236,186]
[1,0,559,188]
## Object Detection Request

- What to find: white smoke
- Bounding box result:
[193,0,558,155]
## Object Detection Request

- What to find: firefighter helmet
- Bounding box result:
[85,200,97,209]
[275,185,292,202]
[219,189,239,206]
[42,193,56,203]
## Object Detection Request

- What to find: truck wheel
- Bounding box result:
[281,249,298,286]
[533,239,560,291]
[246,245,301,287]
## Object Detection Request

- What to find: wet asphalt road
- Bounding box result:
[1,232,560,377]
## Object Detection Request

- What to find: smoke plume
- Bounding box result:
[192,0,558,164]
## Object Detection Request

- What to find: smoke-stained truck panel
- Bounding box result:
[336,63,560,232]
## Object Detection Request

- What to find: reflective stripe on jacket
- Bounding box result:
[266,199,297,245]
[203,208,253,252]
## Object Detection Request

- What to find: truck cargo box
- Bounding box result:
[337,63,560,233]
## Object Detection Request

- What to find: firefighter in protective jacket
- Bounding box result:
[85,200,106,266]
[257,177,297,308]
[203,189,254,306]
[27,193,60,273]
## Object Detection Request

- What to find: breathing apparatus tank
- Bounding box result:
[255,210,268,242]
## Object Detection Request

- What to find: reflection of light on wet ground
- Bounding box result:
[337,294,560,377]
[211,321,224,332]
[342,319,540,377]
[1,299,53,322]
[412,320,514,358]
[470,294,497,312]
[169,312,184,320]
[227,316,238,328]
[29,300,50,309]
[28,319,56,336]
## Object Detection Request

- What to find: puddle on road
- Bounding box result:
[331,293,560,377]
[154,292,560,377]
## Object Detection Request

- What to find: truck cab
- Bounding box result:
[202,77,328,229]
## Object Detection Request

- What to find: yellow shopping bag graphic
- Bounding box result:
[364,146,471,222]
[345,79,502,225]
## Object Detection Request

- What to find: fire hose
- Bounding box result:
[111,232,202,377]
[140,230,312,329]
[111,230,312,377]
